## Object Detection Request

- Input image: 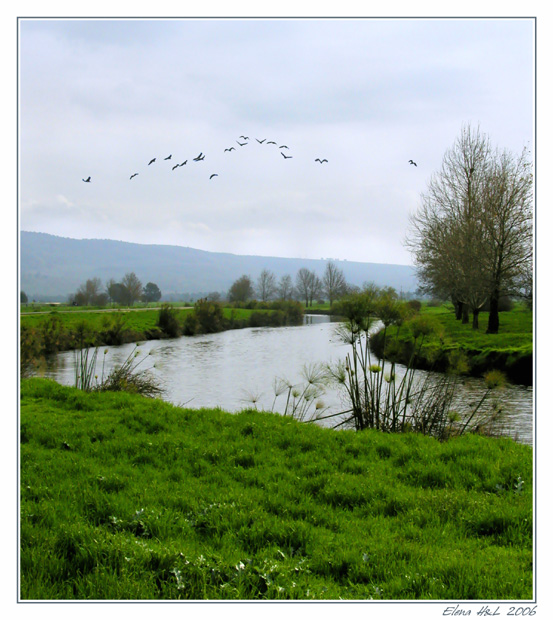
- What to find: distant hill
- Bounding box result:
[20,231,418,301]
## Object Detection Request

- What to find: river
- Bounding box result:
[41,315,534,445]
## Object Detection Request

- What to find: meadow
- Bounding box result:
[20,378,533,600]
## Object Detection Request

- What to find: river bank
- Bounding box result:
[20,301,304,371]
[369,303,533,386]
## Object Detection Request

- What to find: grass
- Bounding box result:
[20,378,533,600]
[371,303,533,385]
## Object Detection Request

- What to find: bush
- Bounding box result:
[183,312,199,336]
[407,299,422,313]
[157,304,180,338]
[194,299,224,333]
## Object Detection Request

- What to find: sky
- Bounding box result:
[18,17,534,266]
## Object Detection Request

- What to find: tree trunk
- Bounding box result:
[472,309,480,330]
[454,300,463,320]
[487,291,500,334]
[461,303,469,324]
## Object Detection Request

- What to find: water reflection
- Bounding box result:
[40,315,533,445]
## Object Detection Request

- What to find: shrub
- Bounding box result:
[194,299,224,333]
[157,304,180,338]
[182,312,199,336]
[407,299,422,313]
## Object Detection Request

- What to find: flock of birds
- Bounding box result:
[81,134,417,183]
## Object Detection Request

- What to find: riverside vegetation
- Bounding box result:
[20,299,303,377]
[369,300,532,385]
[20,378,532,600]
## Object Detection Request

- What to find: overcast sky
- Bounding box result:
[19,17,534,266]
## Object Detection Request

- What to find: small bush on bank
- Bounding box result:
[157,304,181,338]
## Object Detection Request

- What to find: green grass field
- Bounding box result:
[20,378,533,600]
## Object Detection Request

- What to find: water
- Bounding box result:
[42,315,534,445]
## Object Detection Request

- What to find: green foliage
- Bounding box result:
[194,299,224,333]
[157,304,180,337]
[20,378,533,600]
[142,282,162,303]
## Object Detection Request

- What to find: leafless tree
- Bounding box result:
[256,269,278,302]
[277,274,295,301]
[295,268,313,307]
[480,147,533,332]
[121,272,143,306]
[406,124,533,332]
[322,261,347,307]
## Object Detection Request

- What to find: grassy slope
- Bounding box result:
[20,378,533,601]
[373,303,533,384]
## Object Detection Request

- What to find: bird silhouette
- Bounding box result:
[172,164,179,170]
[148,158,156,165]
[210,174,218,179]
[239,135,249,140]
[130,173,138,179]
[193,153,205,161]
[224,147,235,152]
[237,141,247,147]
[315,158,328,163]
[279,145,289,149]
[256,138,266,144]
[266,141,277,145]
[281,152,292,159]
[82,176,91,182]
[408,160,417,166]
[179,160,187,166]
[164,154,172,160]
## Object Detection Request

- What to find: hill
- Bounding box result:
[20,231,418,301]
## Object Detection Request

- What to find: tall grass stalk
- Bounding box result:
[73,344,163,398]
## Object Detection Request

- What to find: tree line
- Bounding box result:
[406,124,533,333]
[64,261,355,308]
[227,262,352,307]
[68,273,162,307]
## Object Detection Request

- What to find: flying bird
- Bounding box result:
[239,136,249,140]
[209,174,218,179]
[266,141,277,145]
[315,158,328,163]
[130,173,139,179]
[256,138,266,144]
[193,153,205,161]
[148,158,156,165]
[164,154,172,160]
[224,147,235,152]
[408,160,417,166]
[237,141,247,147]
[279,145,289,149]
[281,152,292,159]
[82,176,91,182]
[172,164,179,170]
[179,160,187,166]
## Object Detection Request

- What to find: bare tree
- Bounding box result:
[406,124,533,332]
[121,272,143,306]
[256,269,278,302]
[277,274,295,301]
[295,268,312,306]
[481,147,533,332]
[322,261,347,307]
